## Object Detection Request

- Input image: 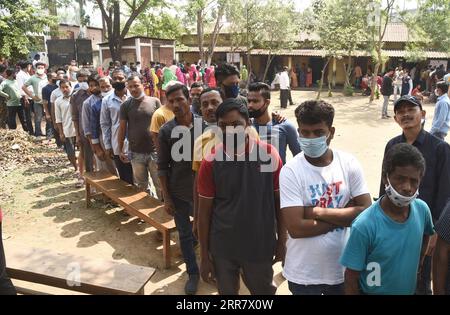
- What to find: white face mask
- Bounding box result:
[435,89,441,96]
[132,91,146,100]
[36,68,45,75]
[79,82,89,90]
[101,90,113,98]
[385,176,419,207]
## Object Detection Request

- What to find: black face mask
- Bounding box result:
[191,98,201,115]
[249,103,268,119]
[112,81,126,91]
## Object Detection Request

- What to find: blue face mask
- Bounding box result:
[223,84,240,99]
[298,134,329,158]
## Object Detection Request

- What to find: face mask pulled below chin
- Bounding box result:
[223,84,240,99]
[132,91,146,100]
[385,177,419,207]
[101,90,113,98]
[249,103,268,119]
[298,134,329,158]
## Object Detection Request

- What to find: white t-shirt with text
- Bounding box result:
[280,149,369,285]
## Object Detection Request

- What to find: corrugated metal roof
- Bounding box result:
[383,50,450,58]
[178,47,449,59]
[176,46,246,53]
[382,23,410,42]
[297,23,411,43]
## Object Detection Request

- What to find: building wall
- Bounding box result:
[57,25,103,52]
[100,48,137,68]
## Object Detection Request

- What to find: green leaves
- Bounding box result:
[0,0,57,60]
[129,10,185,40]
[406,0,450,54]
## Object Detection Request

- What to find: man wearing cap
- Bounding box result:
[197,98,285,295]
[379,95,450,295]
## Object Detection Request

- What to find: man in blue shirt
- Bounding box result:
[82,75,116,175]
[430,81,450,140]
[247,82,301,164]
[100,69,133,184]
[342,143,434,295]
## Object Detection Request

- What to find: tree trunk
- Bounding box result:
[78,0,86,38]
[262,54,274,82]
[109,1,122,62]
[110,41,122,63]
[344,55,352,87]
[206,5,224,68]
[317,57,331,100]
[197,10,205,66]
[47,0,59,36]
[246,52,252,87]
[369,50,382,102]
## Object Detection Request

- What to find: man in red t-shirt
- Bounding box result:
[0,209,16,295]
[197,98,285,295]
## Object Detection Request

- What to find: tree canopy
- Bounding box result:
[0,0,56,60]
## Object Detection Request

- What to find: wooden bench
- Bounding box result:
[84,171,186,268]
[5,242,155,295]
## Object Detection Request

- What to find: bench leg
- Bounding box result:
[136,288,145,295]
[85,182,91,208]
[162,230,171,269]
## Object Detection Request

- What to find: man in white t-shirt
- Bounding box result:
[55,79,78,178]
[279,100,372,295]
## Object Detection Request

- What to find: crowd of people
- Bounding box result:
[380,66,450,140]
[0,57,450,296]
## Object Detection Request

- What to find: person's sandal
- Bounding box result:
[75,176,84,188]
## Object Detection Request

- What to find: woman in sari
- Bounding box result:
[290,68,298,88]
[151,68,160,98]
[162,67,178,91]
[176,67,186,85]
[142,67,153,96]
[208,65,217,88]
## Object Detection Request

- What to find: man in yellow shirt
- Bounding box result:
[149,97,175,152]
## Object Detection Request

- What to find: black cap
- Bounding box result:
[215,97,249,121]
[393,95,423,113]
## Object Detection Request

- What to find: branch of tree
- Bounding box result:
[120,0,152,39]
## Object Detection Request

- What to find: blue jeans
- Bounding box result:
[288,281,344,295]
[171,196,199,276]
[130,152,162,200]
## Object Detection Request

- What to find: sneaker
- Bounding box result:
[184,274,199,295]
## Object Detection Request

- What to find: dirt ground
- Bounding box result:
[1,90,446,295]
